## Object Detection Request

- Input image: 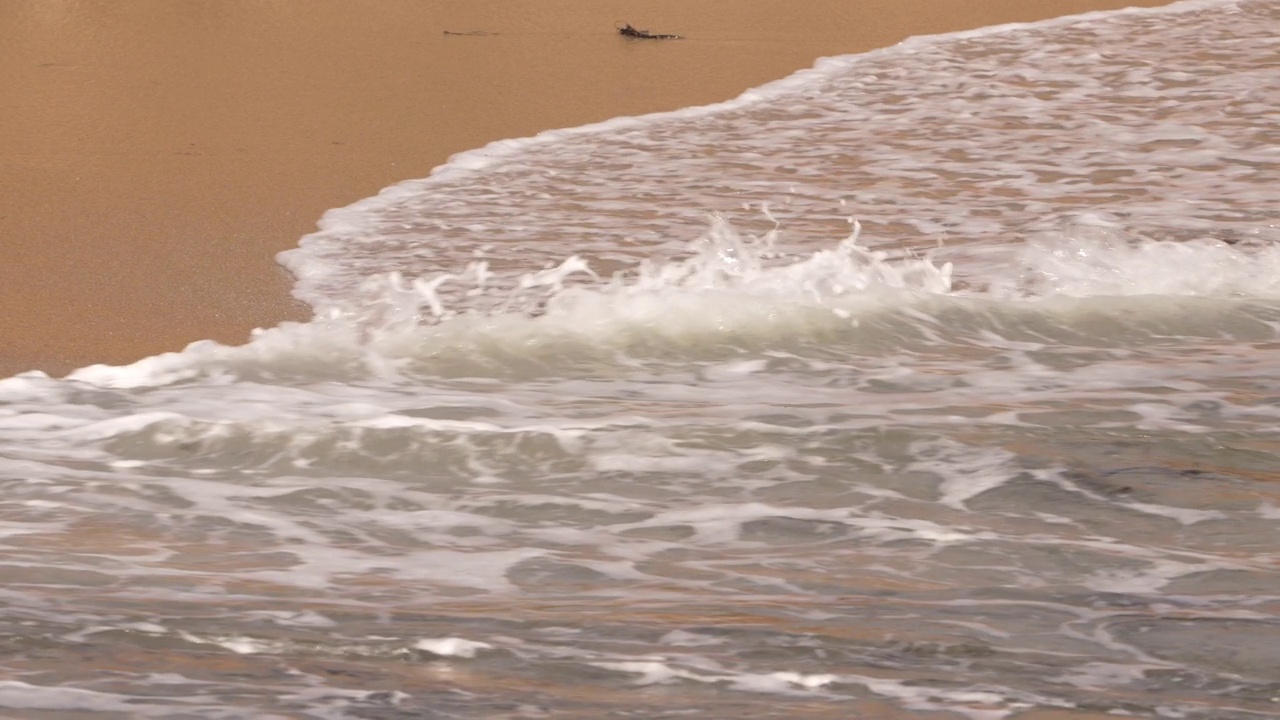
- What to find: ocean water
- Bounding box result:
[3,0,1280,717]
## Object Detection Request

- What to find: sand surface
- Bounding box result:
[1,0,1170,377]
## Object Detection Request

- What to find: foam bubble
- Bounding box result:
[413,637,493,658]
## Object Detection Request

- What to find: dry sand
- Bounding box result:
[1,0,1171,377]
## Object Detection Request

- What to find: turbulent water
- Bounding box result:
[4,0,1280,717]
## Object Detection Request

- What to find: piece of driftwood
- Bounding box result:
[617,22,681,40]
[443,30,497,36]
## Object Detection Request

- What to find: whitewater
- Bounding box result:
[1,0,1278,717]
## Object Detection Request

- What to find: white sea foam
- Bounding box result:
[45,212,1280,392]
[413,637,493,658]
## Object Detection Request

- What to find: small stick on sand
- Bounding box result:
[616,22,682,40]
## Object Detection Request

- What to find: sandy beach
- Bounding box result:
[1,0,1170,377]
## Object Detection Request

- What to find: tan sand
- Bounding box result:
[0,0,1171,377]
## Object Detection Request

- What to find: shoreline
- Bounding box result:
[1,0,1171,378]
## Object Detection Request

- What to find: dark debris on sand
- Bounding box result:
[617,23,682,40]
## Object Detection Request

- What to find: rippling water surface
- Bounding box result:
[3,0,1280,717]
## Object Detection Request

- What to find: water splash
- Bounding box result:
[998,214,1280,299]
[53,213,1280,390]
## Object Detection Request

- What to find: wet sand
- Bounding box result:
[0,0,1171,377]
